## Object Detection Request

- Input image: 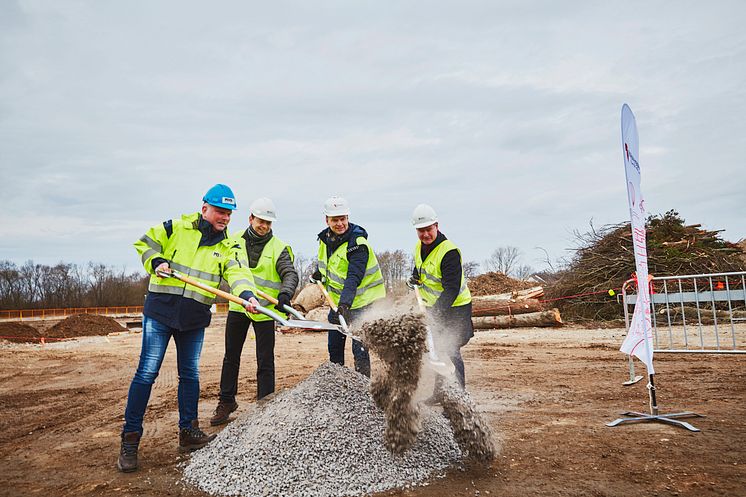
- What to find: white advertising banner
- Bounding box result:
[619,104,655,374]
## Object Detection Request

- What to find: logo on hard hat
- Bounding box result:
[221,197,235,205]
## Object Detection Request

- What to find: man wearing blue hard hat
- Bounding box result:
[117,184,260,473]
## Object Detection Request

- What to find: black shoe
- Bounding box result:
[117,431,141,472]
[179,420,216,452]
[210,400,238,426]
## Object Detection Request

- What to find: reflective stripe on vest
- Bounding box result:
[135,212,255,308]
[228,235,293,321]
[317,236,386,309]
[414,238,471,307]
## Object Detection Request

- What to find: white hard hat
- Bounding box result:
[323,196,351,216]
[249,197,277,222]
[412,204,438,228]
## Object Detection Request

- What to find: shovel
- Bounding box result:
[159,269,343,332]
[412,284,456,376]
[314,280,364,343]
[252,288,307,321]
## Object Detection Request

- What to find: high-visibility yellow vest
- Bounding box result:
[317,237,386,309]
[229,234,293,321]
[414,239,471,307]
[134,212,255,306]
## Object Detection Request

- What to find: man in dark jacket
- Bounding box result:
[409,203,473,388]
[119,184,259,473]
[311,196,386,377]
[210,197,299,426]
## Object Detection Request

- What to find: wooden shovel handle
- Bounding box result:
[315,281,338,312]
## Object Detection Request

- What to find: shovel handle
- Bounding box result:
[254,288,306,320]
[315,281,355,342]
[315,281,337,311]
[411,284,455,374]
[160,269,252,308]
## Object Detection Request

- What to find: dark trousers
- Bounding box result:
[430,302,473,388]
[219,311,275,402]
[327,307,370,377]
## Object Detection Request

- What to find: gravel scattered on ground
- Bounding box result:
[437,379,497,462]
[183,362,462,497]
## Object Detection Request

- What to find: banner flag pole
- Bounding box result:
[607,104,703,432]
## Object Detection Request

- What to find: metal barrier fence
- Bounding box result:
[0,303,230,321]
[622,271,746,354]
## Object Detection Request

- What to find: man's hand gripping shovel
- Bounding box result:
[157,268,347,333]
[313,280,364,344]
[411,284,456,376]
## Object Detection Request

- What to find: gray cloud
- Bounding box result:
[1,0,745,272]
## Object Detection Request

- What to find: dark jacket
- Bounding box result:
[145,215,254,331]
[241,227,299,299]
[317,223,369,307]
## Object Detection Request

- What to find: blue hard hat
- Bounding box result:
[202,184,237,210]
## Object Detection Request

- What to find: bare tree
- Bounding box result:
[377,250,411,291]
[463,260,481,278]
[514,264,535,280]
[483,246,521,275]
[0,261,23,309]
[292,253,316,292]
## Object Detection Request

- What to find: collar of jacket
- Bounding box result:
[246,226,273,245]
[195,214,228,247]
[317,223,368,252]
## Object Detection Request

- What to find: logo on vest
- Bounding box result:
[213,251,221,258]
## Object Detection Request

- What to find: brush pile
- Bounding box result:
[546,210,746,321]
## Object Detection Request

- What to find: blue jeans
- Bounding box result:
[123,316,205,433]
[328,307,370,376]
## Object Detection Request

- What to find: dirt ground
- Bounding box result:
[0,317,744,497]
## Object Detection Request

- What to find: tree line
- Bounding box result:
[1,247,535,310]
[0,260,149,310]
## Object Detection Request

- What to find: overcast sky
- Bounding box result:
[1,1,745,274]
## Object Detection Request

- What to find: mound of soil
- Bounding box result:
[45,314,126,339]
[0,322,43,343]
[468,272,536,296]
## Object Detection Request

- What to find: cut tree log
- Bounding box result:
[470,286,544,304]
[471,298,544,317]
[292,283,326,313]
[472,308,562,330]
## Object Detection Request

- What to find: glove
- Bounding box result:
[328,308,340,325]
[337,303,351,324]
[406,270,421,289]
[276,293,292,311]
[309,269,324,284]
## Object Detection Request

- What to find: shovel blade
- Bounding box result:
[284,320,342,332]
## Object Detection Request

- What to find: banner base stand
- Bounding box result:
[623,375,644,386]
[606,410,704,432]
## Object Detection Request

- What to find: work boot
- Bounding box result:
[117,431,141,473]
[209,400,238,426]
[179,420,216,452]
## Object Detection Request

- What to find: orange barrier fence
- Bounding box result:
[0,303,229,321]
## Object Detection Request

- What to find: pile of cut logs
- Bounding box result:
[291,283,563,331]
[470,286,562,329]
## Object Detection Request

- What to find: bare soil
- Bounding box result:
[0,317,744,497]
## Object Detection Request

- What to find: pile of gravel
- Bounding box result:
[183,362,461,497]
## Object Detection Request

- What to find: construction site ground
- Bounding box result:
[0,316,744,497]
